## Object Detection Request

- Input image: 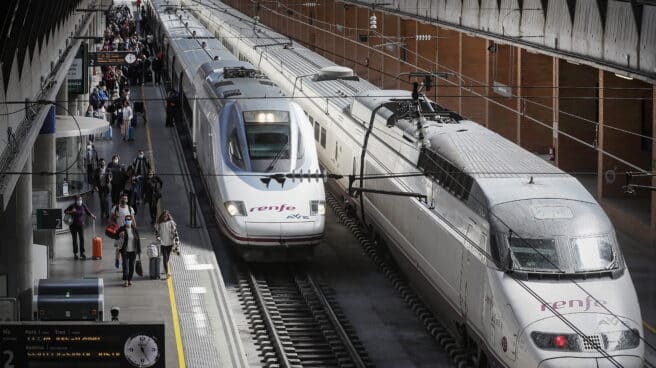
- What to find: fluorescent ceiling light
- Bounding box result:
[614,73,633,80]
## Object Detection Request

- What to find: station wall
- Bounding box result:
[224,0,656,246]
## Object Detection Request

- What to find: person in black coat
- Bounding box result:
[93,158,112,219]
[116,214,141,287]
[143,170,163,224]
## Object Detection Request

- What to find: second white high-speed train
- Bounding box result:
[149,1,325,260]
[189,1,646,367]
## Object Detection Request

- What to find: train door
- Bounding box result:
[460,223,486,335]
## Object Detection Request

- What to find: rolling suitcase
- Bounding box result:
[149,256,160,279]
[92,220,102,260]
[127,126,135,141]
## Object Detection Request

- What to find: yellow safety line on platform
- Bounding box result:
[645,320,656,335]
[141,84,187,368]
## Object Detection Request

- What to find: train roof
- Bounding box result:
[182,2,599,206]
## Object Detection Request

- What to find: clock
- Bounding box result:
[124,333,161,367]
[125,53,137,64]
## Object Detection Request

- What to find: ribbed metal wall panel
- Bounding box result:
[480,0,500,33]
[365,0,654,79]
[544,0,573,51]
[417,0,432,18]
[639,5,656,73]
[499,0,521,37]
[603,0,638,68]
[519,0,545,45]
[444,0,462,24]
[433,0,446,21]
[461,0,480,28]
[572,0,603,59]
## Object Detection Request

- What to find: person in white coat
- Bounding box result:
[155,210,178,278]
[121,100,133,141]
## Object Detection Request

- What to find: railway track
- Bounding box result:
[238,266,372,368]
[326,193,474,368]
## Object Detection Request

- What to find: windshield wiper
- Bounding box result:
[266,141,289,172]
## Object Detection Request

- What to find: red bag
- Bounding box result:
[105,223,120,239]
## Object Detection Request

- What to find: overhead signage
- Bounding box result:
[89,51,138,66]
[68,43,89,95]
[1,322,165,368]
[36,208,62,230]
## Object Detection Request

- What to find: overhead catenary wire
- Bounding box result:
[209,0,653,173]
[186,0,655,360]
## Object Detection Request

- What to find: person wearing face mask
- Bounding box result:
[143,170,163,224]
[117,215,141,287]
[132,150,151,203]
[110,194,136,268]
[93,158,112,219]
[64,195,96,260]
[85,142,98,184]
[155,211,177,279]
[107,154,124,205]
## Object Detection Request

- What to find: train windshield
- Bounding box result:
[509,237,561,271]
[243,110,291,171]
[507,235,616,273]
[570,235,615,272]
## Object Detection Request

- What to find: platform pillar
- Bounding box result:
[0,156,33,318]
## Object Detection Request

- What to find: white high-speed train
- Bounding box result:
[149,1,325,261]
[189,1,646,367]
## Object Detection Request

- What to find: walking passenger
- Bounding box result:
[143,170,163,224]
[93,158,112,219]
[121,100,133,141]
[111,194,136,268]
[64,195,96,260]
[108,154,124,205]
[132,150,151,202]
[85,142,98,184]
[155,211,177,278]
[117,214,141,287]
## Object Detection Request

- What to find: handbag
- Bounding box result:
[63,213,73,226]
[105,223,120,239]
[135,255,143,277]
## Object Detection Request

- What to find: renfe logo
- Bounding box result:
[540,296,607,312]
[250,204,297,212]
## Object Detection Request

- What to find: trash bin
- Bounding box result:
[32,278,104,321]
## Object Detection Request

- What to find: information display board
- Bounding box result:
[89,51,137,66]
[67,43,89,95]
[36,209,62,230]
[0,322,165,368]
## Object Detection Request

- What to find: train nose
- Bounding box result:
[525,313,644,368]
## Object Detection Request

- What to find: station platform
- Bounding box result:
[51,83,246,368]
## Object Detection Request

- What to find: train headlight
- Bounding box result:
[603,329,640,351]
[531,332,581,352]
[224,201,247,217]
[310,200,325,216]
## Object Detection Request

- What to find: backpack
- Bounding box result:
[90,92,101,109]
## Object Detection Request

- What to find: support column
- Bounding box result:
[552,57,559,166]
[33,108,57,260]
[650,84,656,236]
[458,32,462,115]
[597,70,605,198]
[0,155,33,318]
[485,40,490,127]
[516,48,522,145]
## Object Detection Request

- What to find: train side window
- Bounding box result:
[334,141,339,161]
[320,127,327,148]
[309,116,314,127]
[228,127,245,170]
[314,122,320,141]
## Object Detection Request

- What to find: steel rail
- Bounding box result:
[305,273,369,368]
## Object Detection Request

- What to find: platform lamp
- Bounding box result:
[291,66,359,98]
